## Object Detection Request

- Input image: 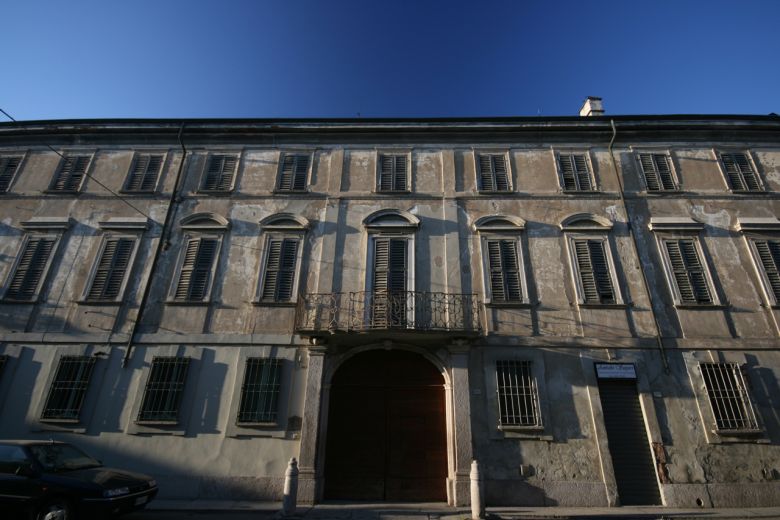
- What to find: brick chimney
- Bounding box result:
[579,96,604,117]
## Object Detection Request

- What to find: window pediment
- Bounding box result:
[179,213,230,231]
[560,213,613,231]
[363,209,420,230]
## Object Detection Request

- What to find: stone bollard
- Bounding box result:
[470,459,484,519]
[282,457,299,517]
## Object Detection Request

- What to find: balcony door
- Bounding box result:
[370,237,411,327]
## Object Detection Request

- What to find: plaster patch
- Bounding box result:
[604,205,623,222]
[690,205,730,229]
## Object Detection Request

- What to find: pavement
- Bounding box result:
[122,500,780,520]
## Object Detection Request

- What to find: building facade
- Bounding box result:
[0,111,779,508]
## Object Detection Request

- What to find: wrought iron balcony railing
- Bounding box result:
[296,291,482,334]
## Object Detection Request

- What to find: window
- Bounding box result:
[662,238,713,304]
[172,237,220,301]
[137,357,190,423]
[260,239,299,302]
[0,155,23,192]
[49,155,91,192]
[477,153,510,192]
[496,360,541,428]
[572,239,616,304]
[200,154,238,192]
[84,237,137,301]
[371,237,409,326]
[0,355,7,379]
[237,358,281,424]
[277,153,310,191]
[377,153,409,192]
[124,154,163,192]
[41,356,96,422]
[486,240,523,303]
[557,153,595,191]
[638,153,676,191]
[749,238,780,305]
[719,152,762,192]
[700,363,759,432]
[3,235,58,302]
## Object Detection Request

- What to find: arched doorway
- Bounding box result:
[323,349,447,502]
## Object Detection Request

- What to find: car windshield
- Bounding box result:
[28,444,102,472]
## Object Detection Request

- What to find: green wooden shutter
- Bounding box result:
[665,239,712,304]
[279,154,308,191]
[574,239,615,304]
[51,155,90,192]
[6,236,57,301]
[487,239,522,302]
[559,154,577,190]
[262,238,299,301]
[87,237,135,300]
[478,154,495,191]
[753,240,780,302]
[202,155,236,191]
[721,152,760,191]
[126,154,162,191]
[0,156,22,192]
[175,238,218,300]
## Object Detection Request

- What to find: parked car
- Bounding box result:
[0,440,158,519]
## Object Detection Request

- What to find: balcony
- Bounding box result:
[296,291,482,336]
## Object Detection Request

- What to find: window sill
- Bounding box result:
[499,425,544,432]
[165,299,213,306]
[485,301,534,308]
[196,190,234,196]
[252,300,297,307]
[576,302,630,309]
[119,189,158,195]
[674,303,729,310]
[273,189,310,194]
[712,428,764,437]
[75,299,124,306]
[477,190,514,195]
[43,189,81,195]
[235,421,278,428]
[374,189,411,195]
[643,188,681,195]
[0,299,38,304]
[560,189,600,194]
[730,189,768,195]
[135,420,180,426]
[39,418,80,424]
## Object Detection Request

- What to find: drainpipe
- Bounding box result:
[122,123,188,367]
[607,120,670,373]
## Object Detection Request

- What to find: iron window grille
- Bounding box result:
[496,360,541,427]
[49,155,91,192]
[720,152,762,192]
[124,154,163,192]
[277,154,309,191]
[237,358,282,424]
[4,235,58,302]
[558,153,595,191]
[663,239,713,304]
[41,356,96,422]
[486,239,523,303]
[378,154,408,192]
[85,237,136,301]
[137,357,190,424]
[477,153,510,192]
[572,239,616,304]
[260,238,299,302]
[172,237,220,302]
[638,153,676,191]
[700,363,760,432]
[0,156,23,192]
[201,154,238,192]
[751,239,780,304]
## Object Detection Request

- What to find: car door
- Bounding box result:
[0,445,43,513]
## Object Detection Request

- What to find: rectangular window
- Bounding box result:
[700,363,759,432]
[486,239,522,302]
[558,153,594,191]
[49,155,91,192]
[4,236,57,302]
[371,237,408,326]
[201,154,237,192]
[0,156,23,192]
[124,154,163,192]
[237,358,281,424]
[572,239,616,304]
[638,153,676,191]
[41,356,96,422]
[477,153,510,192]
[378,154,408,192]
[496,360,541,427]
[277,154,309,191]
[85,237,136,301]
[751,239,780,303]
[720,152,761,191]
[137,357,190,423]
[663,239,712,304]
[260,238,299,302]
[173,237,219,301]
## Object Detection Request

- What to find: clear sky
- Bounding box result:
[1,0,778,120]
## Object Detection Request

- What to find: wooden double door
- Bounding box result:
[324,350,447,502]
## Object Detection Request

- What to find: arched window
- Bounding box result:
[169,213,230,303]
[255,214,310,304]
[473,215,528,304]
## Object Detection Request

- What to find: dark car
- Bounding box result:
[0,440,158,519]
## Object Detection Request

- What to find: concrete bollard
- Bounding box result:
[470,459,484,519]
[282,457,299,517]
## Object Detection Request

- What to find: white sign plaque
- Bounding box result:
[595,363,636,379]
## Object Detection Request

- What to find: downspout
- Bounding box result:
[607,119,670,373]
[122,123,188,367]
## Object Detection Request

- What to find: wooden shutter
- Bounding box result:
[721,152,760,191]
[487,239,522,302]
[0,156,22,192]
[478,154,509,191]
[202,155,236,191]
[6,236,57,301]
[87,237,135,300]
[665,239,712,304]
[373,238,407,293]
[279,154,309,191]
[573,239,615,304]
[559,154,592,191]
[639,153,675,191]
[126,154,162,191]
[753,240,780,302]
[51,155,90,191]
[379,154,407,191]
[174,237,218,300]
[261,238,299,301]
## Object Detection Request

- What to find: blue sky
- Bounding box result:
[1,0,778,120]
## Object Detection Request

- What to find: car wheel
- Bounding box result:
[35,500,72,520]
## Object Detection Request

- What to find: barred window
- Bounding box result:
[137,357,190,423]
[572,239,616,304]
[4,235,58,302]
[237,358,281,424]
[124,154,163,192]
[751,239,780,304]
[496,360,541,427]
[558,153,594,191]
[477,153,510,192]
[277,154,309,191]
[260,238,299,302]
[85,237,136,301]
[486,239,522,302]
[378,154,408,192]
[663,239,713,304]
[0,155,23,192]
[638,153,676,191]
[720,152,761,192]
[172,237,220,301]
[201,154,237,192]
[49,155,91,192]
[41,356,96,422]
[700,363,759,432]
